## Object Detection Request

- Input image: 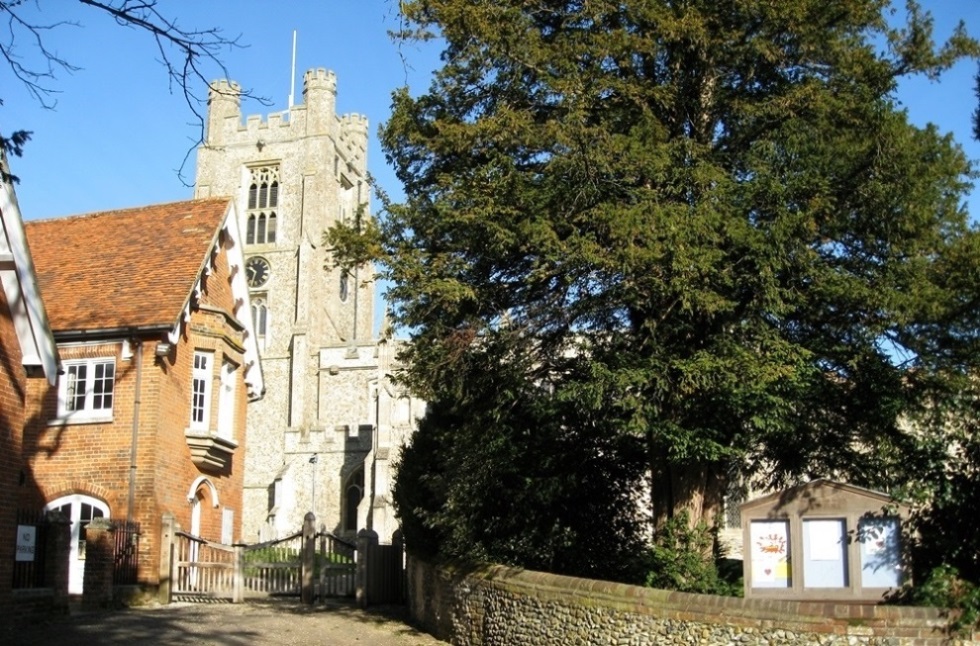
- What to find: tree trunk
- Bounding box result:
[650,453,725,535]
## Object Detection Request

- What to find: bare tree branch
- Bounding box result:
[0,0,269,185]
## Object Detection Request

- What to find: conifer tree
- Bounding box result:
[331,0,980,575]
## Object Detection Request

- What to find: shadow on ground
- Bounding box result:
[5,598,442,646]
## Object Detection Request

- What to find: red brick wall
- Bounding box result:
[21,230,251,591]
[0,286,28,617]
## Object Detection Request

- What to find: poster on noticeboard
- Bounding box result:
[750,520,791,588]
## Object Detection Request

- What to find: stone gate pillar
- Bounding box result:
[356,528,378,608]
[158,513,177,605]
[302,512,316,605]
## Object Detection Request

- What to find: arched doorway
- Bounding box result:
[343,466,364,532]
[45,494,110,595]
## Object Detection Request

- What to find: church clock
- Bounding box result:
[246,256,270,288]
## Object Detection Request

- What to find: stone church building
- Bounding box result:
[194,68,420,544]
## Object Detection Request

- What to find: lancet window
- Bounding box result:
[246,165,279,245]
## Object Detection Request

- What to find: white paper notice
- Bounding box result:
[807,519,844,561]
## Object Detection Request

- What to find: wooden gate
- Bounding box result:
[366,541,405,604]
[168,525,356,602]
[172,530,236,600]
[316,531,357,598]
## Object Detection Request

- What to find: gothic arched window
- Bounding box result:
[251,297,269,347]
[246,166,280,245]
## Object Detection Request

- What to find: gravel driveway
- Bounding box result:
[6,599,447,646]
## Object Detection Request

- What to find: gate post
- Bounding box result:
[158,513,176,604]
[233,544,245,603]
[45,510,70,614]
[393,529,406,603]
[82,518,115,610]
[301,512,316,605]
[356,528,378,608]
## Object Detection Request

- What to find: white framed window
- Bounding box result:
[190,351,213,430]
[216,359,237,440]
[58,358,115,421]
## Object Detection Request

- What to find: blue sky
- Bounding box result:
[2,1,979,222]
[2,0,440,219]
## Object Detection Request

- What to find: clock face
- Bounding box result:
[246,256,270,288]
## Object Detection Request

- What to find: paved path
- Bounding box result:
[6,599,446,645]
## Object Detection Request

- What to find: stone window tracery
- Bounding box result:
[246,165,279,245]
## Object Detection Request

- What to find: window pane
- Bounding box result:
[257,214,266,243]
[259,182,268,208]
[252,302,267,336]
[248,184,257,210]
[92,362,114,411]
[66,364,87,412]
[266,213,276,243]
[191,352,211,427]
[269,182,278,207]
[246,215,256,245]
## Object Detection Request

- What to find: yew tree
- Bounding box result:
[334,0,980,571]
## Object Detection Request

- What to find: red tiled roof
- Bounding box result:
[25,199,231,333]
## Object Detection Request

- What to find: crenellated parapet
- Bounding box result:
[204,68,365,148]
[205,80,242,146]
[303,68,337,136]
[303,67,337,94]
[338,113,369,173]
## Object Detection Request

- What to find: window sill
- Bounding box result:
[184,430,238,472]
[48,414,114,427]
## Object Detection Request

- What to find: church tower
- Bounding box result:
[195,70,414,542]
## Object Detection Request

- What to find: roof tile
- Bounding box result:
[25,199,231,333]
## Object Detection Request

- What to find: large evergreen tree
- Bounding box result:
[331,0,980,576]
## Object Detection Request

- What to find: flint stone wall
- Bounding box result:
[407,558,978,645]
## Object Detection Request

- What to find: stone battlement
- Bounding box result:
[304,67,337,93]
[205,69,367,157]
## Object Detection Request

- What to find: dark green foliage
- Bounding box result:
[889,396,980,624]
[0,130,31,183]
[393,337,651,582]
[333,0,980,589]
[644,512,740,596]
[895,565,980,634]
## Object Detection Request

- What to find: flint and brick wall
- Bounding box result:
[407,558,978,646]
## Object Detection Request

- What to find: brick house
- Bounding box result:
[20,198,263,595]
[0,153,60,616]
